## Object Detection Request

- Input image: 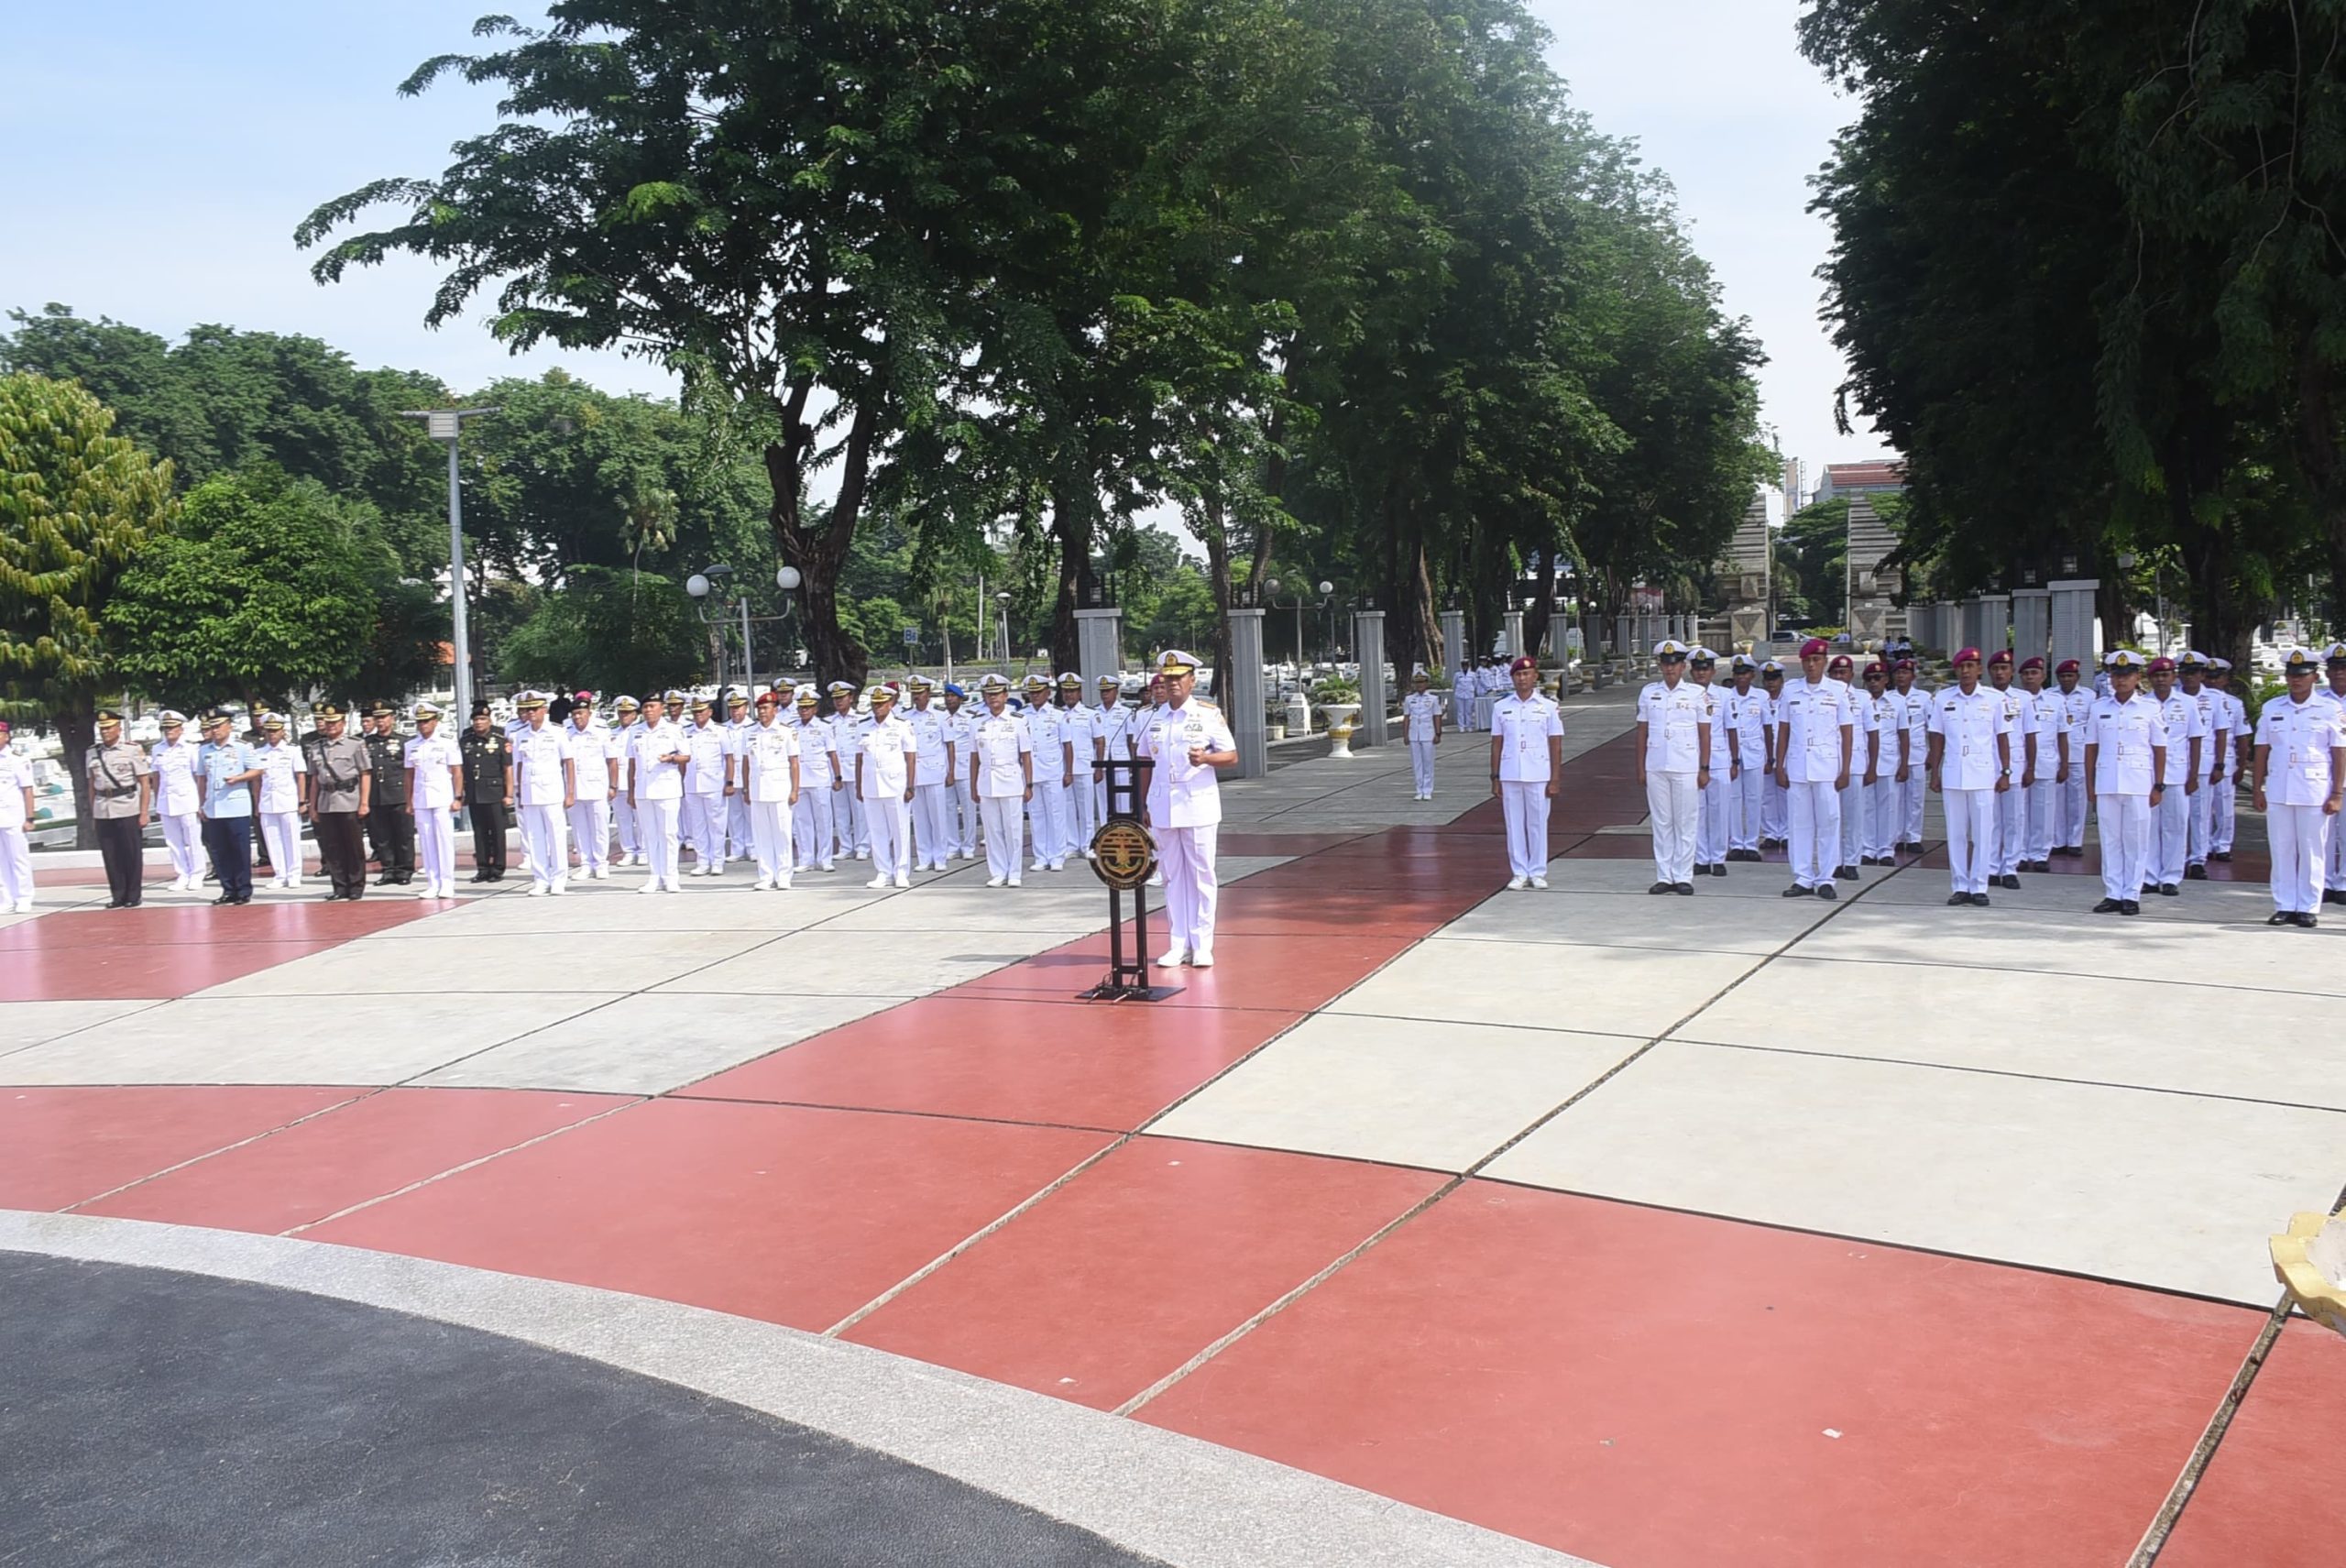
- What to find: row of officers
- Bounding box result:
[31,655,1239,964]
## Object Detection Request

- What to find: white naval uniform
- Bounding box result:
[2181,684,2226,870]
[1778,676,1855,890]
[610,721,642,862]
[2057,684,2095,850]
[254,740,307,886]
[2211,689,2248,851]
[2150,689,2203,888]
[1697,685,1730,871]
[828,708,869,858]
[1096,700,1135,826]
[970,709,1033,883]
[1726,685,1770,852]
[1638,677,1707,885]
[682,719,729,871]
[1492,690,1564,881]
[1760,693,1789,843]
[1988,683,2029,877]
[0,751,35,908]
[947,707,981,857]
[904,701,953,870]
[1135,698,1236,953]
[792,716,841,872]
[1863,692,1902,860]
[565,718,613,875]
[1899,683,1933,846]
[1089,701,1124,828]
[2087,693,2168,901]
[742,717,798,886]
[504,715,534,863]
[2022,688,2068,864]
[403,729,462,894]
[1930,684,2007,896]
[1060,701,1101,854]
[1837,687,1872,872]
[1453,668,1475,732]
[629,719,687,890]
[2257,693,2346,915]
[857,714,918,883]
[149,736,205,885]
[1025,703,1071,869]
[724,717,754,860]
[2329,683,2346,894]
[512,721,575,891]
[1402,689,1442,797]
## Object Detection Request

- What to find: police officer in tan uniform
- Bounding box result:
[86,708,153,908]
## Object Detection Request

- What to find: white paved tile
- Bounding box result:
[659,928,1053,996]
[413,992,902,1094]
[0,992,622,1086]
[1508,858,1828,901]
[1328,938,1762,1036]
[1438,883,1831,953]
[198,930,775,996]
[1484,1041,2346,1304]
[0,1000,164,1056]
[1151,1013,1641,1172]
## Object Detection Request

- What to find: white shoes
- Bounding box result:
[1146,872,1164,888]
[1529,876,1549,890]
[591,865,609,880]
[637,882,662,895]
[1189,945,1214,968]
[893,874,910,889]
[528,883,549,897]
[1049,861,1066,872]
[776,878,792,891]
[1007,876,1022,887]
[416,883,439,899]
[986,875,1005,888]
[752,876,773,891]
[855,849,871,861]
[1507,875,1529,892]
[866,875,892,889]
[548,882,566,896]
[1156,944,1189,968]
[1032,859,1049,872]
[12,900,29,914]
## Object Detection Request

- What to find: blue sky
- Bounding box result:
[1,1,1891,488]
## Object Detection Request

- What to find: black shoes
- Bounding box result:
[1970,893,1991,906]
[1834,864,1859,881]
[1816,884,1837,901]
[2093,898,2122,914]
[2266,911,2321,928]
[1650,882,1673,894]
[2185,864,2208,881]
[1946,893,1968,907]
[1782,884,1811,898]
[2157,883,2180,896]
[2323,890,2346,906]
[1675,883,1695,895]
[2121,900,2141,916]
[2209,850,2231,862]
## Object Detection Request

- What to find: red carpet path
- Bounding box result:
[1,730,2330,1567]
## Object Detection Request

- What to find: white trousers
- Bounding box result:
[685,792,724,865]
[1500,780,1549,880]
[417,806,457,893]
[160,810,203,883]
[1729,761,1764,851]
[638,795,682,889]
[838,786,868,857]
[2186,776,2214,867]
[727,793,752,859]
[980,793,1025,882]
[1453,690,1474,730]
[1698,771,1728,866]
[261,810,302,884]
[0,824,29,906]
[613,795,640,859]
[1409,735,1436,795]
[1902,770,1926,845]
[1762,775,1789,842]
[1942,787,1997,894]
[2097,793,2152,901]
[1646,772,1698,884]
[2209,776,2237,851]
[959,777,983,856]
[1836,781,1865,869]
[2330,803,2346,893]
[1991,785,2025,877]
[521,802,569,888]
[1159,822,1219,948]
[1786,780,1839,888]
[750,796,794,884]
[910,783,953,870]
[568,796,610,873]
[1068,766,1099,852]
[2150,784,2189,887]
[2059,771,2090,849]
[1865,778,1898,859]
[864,794,910,878]
[2269,803,2332,914]
[794,785,837,869]
[2024,778,2060,862]
[1029,778,1068,865]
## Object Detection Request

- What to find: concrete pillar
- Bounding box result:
[2049,579,2099,674]
[1439,609,1466,679]
[1502,609,1527,661]
[1074,607,1123,691]
[1226,608,1267,780]
[1978,595,2011,658]
[2010,590,2051,670]
[1959,598,1985,652]
[1614,615,1633,661]
[1353,609,1388,748]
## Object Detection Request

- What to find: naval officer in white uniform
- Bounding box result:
[1134,649,1237,966]
[1489,654,1564,891]
[1636,640,1710,894]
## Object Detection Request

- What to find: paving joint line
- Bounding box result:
[58,1087,389,1212]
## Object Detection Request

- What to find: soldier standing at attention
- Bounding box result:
[628,694,689,894]
[1135,650,1238,964]
[1489,654,1565,893]
[2053,659,2094,857]
[2084,650,2167,916]
[1926,648,2008,906]
[681,696,729,875]
[827,683,868,861]
[86,708,153,908]
[365,705,415,885]
[969,673,1033,887]
[196,710,263,905]
[790,690,842,874]
[1860,662,1902,865]
[2205,659,2247,860]
[2326,643,2346,905]
[1825,653,1869,883]
[1452,658,1475,734]
[1775,638,1855,900]
[565,690,615,881]
[1723,655,1769,861]
[903,676,954,872]
[0,720,36,912]
[2176,654,2227,879]
[1403,670,1443,800]
[460,701,512,883]
[1637,641,1710,894]
[1689,649,1731,876]
[148,711,205,892]
[1023,674,1070,872]
[2145,657,2203,897]
[402,702,466,900]
[2017,656,2067,872]
[743,687,801,890]
[857,685,919,890]
[2254,647,2346,926]
[1758,661,1790,848]
[251,715,308,891]
[305,704,372,901]
[1891,657,1930,850]
[608,696,643,866]
[510,692,576,896]
[1055,674,1101,858]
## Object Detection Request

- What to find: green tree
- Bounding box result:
[497,565,705,695]
[104,466,389,715]
[0,372,178,845]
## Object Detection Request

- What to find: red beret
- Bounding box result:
[2019,655,2045,672]
[1864,662,1886,676]
[1799,637,1830,657]
[1827,654,1853,672]
[1987,650,2013,665]
[2147,656,2176,674]
[572,689,595,703]
[1952,646,1982,664]
[2055,659,2081,674]
[1508,655,1537,674]
[1893,657,1915,671]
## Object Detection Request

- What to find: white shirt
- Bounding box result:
[1726,686,1771,759]
[512,722,575,807]
[1025,704,1068,781]
[1900,685,1934,749]
[1135,698,1235,827]
[1402,690,1442,738]
[2086,693,2167,795]
[1092,702,1130,763]
[2023,690,2068,776]
[1929,684,2007,792]
[2256,695,2346,806]
[630,720,686,802]
[565,720,612,802]
[0,751,33,830]
[1491,691,1564,784]
[970,710,1033,797]
[403,731,460,809]
[1846,688,1875,778]
[1637,679,1708,773]
[942,707,978,779]
[743,718,799,801]
[149,737,203,817]
[795,716,839,787]
[2181,685,2227,777]
[858,714,918,799]
[1779,677,1856,784]
[609,721,640,789]
[683,720,728,795]
[904,703,950,785]
[256,740,306,815]
[1990,684,2029,770]
[2153,690,2203,787]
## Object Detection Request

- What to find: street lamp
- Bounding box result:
[686,565,755,695]
[398,405,496,719]
[994,591,1013,676]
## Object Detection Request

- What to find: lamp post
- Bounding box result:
[686,565,755,695]
[773,565,803,676]
[1262,577,1335,678]
[995,591,1013,677]
[398,406,496,719]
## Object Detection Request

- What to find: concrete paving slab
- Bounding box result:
[415,992,904,1094]
[1150,1013,1642,1172]
[200,929,776,996]
[0,1000,163,1057]
[1437,884,1832,954]
[0,992,627,1087]
[660,928,1050,996]
[1327,938,1762,1037]
[1679,956,2346,1109]
[1485,1040,2346,1304]
[359,886,842,938]
[1856,866,2278,923]
[1516,858,1833,901]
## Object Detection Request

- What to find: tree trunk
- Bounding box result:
[1047,467,1095,677]
[765,393,876,692]
[56,701,96,851]
[1200,498,1235,704]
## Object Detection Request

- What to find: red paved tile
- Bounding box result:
[1140,1184,2254,1568]
[1216,832,1368,856]
[848,1137,1443,1410]
[2157,1320,2346,1568]
[0,939,347,1002]
[0,901,433,949]
[683,996,1298,1131]
[1122,887,1477,939]
[0,1084,359,1210]
[958,931,1419,1013]
[81,1087,632,1235]
[305,1098,1113,1331]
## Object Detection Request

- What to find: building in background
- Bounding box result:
[1814,460,1906,504]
